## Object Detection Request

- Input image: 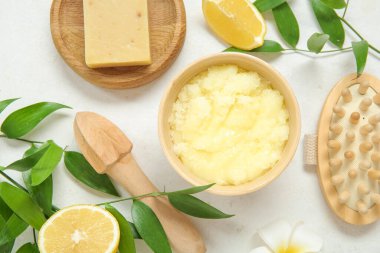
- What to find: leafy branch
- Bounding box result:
[339,17,380,54]
[0,98,231,253]
[226,0,376,76]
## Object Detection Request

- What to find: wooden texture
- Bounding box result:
[159,53,301,196]
[74,112,133,173]
[74,112,206,253]
[50,0,186,89]
[317,73,380,225]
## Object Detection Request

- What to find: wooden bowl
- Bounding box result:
[159,53,301,196]
[50,0,186,89]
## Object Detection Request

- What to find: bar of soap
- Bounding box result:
[83,0,151,68]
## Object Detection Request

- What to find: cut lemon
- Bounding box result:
[202,0,266,50]
[38,205,120,253]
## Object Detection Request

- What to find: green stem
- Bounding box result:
[319,47,352,53]
[0,170,28,192]
[0,134,44,144]
[284,48,309,53]
[320,47,352,54]
[340,17,380,54]
[340,17,364,40]
[97,192,166,206]
[284,47,352,54]
[32,229,37,245]
[342,0,350,18]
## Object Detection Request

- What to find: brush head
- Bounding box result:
[350,112,361,125]
[342,88,352,103]
[348,169,358,179]
[317,73,380,225]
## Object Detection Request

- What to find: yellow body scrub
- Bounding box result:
[169,65,289,186]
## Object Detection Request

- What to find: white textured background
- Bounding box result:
[1,0,380,252]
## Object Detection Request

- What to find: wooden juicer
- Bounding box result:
[74,112,206,253]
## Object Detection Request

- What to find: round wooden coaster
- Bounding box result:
[50,0,186,89]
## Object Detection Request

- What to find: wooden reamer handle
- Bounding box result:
[107,154,206,253]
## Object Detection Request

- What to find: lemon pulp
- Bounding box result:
[202,0,266,50]
[38,205,120,253]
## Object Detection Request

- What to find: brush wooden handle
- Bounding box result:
[107,154,206,253]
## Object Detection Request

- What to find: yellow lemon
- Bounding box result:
[202,0,266,50]
[38,205,120,253]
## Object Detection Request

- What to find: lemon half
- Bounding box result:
[203,0,267,50]
[38,205,120,253]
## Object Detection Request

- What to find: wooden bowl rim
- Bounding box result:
[158,53,301,196]
[50,0,186,89]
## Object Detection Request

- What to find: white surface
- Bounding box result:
[1,0,380,252]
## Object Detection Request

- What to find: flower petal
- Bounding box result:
[249,246,272,253]
[258,220,292,251]
[289,222,323,252]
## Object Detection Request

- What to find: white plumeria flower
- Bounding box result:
[250,220,323,253]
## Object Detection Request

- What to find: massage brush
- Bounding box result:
[305,73,380,225]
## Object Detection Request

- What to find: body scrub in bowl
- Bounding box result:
[159,53,300,195]
[169,65,289,186]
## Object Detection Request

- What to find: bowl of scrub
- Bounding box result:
[159,53,301,195]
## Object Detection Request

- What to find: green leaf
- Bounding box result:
[6,143,50,172]
[0,213,6,226]
[0,197,13,220]
[225,40,284,53]
[0,215,14,247]
[272,2,300,48]
[251,40,285,52]
[352,40,369,76]
[253,0,286,12]
[127,221,142,239]
[0,240,14,253]
[16,243,39,253]
[320,0,346,9]
[31,141,63,186]
[132,200,171,253]
[168,194,234,219]
[0,182,46,230]
[0,98,19,114]
[105,205,136,253]
[311,0,345,48]
[307,33,330,53]
[23,171,54,217]
[64,151,120,196]
[23,144,39,158]
[1,102,71,138]
[168,184,214,195]
[0,214,29,245]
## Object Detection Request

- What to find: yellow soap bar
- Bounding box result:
[83,0,151,68]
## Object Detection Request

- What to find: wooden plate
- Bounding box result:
[50,0,186,89]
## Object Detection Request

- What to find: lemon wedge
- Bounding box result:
[38,205,120,253]
[202,0,266,50]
